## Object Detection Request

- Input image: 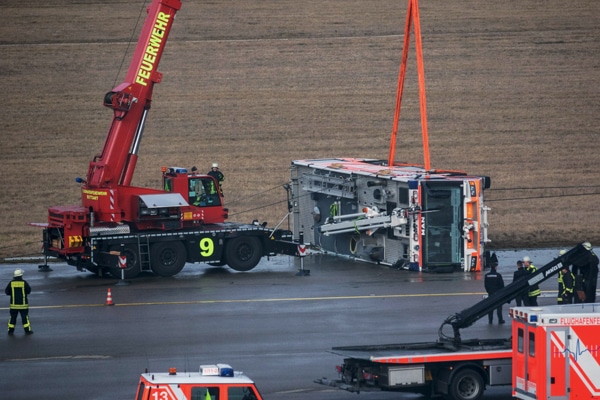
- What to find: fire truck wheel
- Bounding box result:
[447,368,484,400]
[224,236,262,272]
[108,245,141,279]
[150,241,187,277]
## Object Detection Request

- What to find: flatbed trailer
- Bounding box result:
[322,338,512,398]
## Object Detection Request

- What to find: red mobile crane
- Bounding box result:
[33,0,296,278]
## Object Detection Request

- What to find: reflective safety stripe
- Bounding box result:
[527,265,541,296]
[9,281,28,309]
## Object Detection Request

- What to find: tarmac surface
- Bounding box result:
[0,250,566,399]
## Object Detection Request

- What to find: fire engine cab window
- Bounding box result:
[228,386,259,400]
[136,382,145,400]
[529,331,535,357]
[421,182,462,267]
[164,178,173,192]
[191,386,219,400]
[517,328,524,353]
[189,178,221,207]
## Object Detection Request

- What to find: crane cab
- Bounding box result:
[162,167,228,224]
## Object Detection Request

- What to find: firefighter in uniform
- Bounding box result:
[5,268,33,335]
[484,262,505,324]
[207,163,224,196]
[523,256,541,306]
[572,242,599,303]
[512,260,529,306]
[557,249,575,305]
[557,266,575,304]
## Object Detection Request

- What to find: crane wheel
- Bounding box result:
[150,241,187,277]
[225,236,262,272]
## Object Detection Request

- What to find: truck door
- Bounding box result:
[513,322,539,399]
[547,327,569,399]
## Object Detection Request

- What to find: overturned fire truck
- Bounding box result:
[290,159,490,272]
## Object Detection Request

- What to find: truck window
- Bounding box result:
[191,386,219,400]
[517,327,524,353]
[189,178,221,207]
[529,331,535,357]
[136,382,145,400]
[164,178,173,192]
[421,182,463,267]
[228,386,259,400]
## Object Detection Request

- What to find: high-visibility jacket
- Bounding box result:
[558,270,575,300]
[5,278,31,310]
[527,264,541,297]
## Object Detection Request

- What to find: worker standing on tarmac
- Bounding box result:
[523,256,541,306]
[484,262,505,324]
[5,269,33,335]
[512,260,529,306]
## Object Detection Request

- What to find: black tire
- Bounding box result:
[150,241,187,277]
[448,368,485,400]
[224,236,263,272]
[108,244,141,279]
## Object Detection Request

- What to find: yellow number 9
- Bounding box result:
[199,238,214,257]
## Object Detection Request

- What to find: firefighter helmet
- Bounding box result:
[13,269,24,277]
[523,256,531,262]
[212,163,219,168]
[583,242,592,251]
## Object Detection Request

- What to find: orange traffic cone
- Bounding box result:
[105,288,114,306]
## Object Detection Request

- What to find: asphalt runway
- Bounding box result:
[0,253,562,400]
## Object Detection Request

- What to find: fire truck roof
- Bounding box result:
[510,303,600,326]
[139,364,254,385]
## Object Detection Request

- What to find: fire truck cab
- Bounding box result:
[135,364,263,400]
[511,303,600,399]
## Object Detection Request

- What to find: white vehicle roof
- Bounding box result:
[511,303,600,327]
[140,364,255,386]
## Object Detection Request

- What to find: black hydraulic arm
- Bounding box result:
[439,242,591,345]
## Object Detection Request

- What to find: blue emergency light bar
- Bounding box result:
[166,167,188,174]
[529,315,538,323]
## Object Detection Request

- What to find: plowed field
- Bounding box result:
[1,0,599,259]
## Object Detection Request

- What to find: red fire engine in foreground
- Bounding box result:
[511,303,600,399]
[135,363,263,400]
[317,242,600,399]
[32,0,296,278]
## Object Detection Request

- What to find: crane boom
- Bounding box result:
[87,0,182,189]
